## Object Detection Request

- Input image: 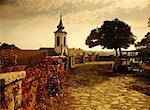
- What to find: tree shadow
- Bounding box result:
[126,75,150,96]
[67,64,120,87]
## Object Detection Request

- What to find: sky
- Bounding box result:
[0,0,150,51]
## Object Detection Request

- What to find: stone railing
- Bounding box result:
[69,55,113,68]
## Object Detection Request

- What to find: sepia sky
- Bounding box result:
[0,0,150,51]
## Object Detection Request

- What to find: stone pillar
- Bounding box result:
[68,57,71,69]
[89,55,92,62]
[71,56,75,67]
[91,55,93,62]
[71,56,74,67]
[63,56,69,74]
[66,57,69,73]
[92,53,96,61]
[96,54,99,61]
[82,52,85,63]
[0,57,2,68]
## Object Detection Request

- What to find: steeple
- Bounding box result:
[57,13,64,31]
[54,13,68,55]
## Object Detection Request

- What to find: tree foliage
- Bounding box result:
[136,32,150,49]
[0,43,20,50]
[86,18,136,56]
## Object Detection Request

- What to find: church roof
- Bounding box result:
[57,14,64,30]
[0,49,56,65]
[54,13,67,34]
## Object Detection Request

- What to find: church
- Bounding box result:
[40,14,84,57]
[39,14,68,56]
[54,14,68,56]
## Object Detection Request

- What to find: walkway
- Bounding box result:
[65,63,150,110]
[36,63,150,110]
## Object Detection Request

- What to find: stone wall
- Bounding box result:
[0,71,26,109]
[0,56,68,110]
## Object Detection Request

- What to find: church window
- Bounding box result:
[57,36,60,46]
[64,37,66,46]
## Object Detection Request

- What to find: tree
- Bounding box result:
[0,43,20,50]
[136,32,150,49]
[135,32,150,63]
[86,18,135,56]
[135,18,150,64]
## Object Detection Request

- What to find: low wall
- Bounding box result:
[0,56,68,110]
[69,55,113,68]
[0,71,26,109]
[75,56,83,64]
[96,56,113,61]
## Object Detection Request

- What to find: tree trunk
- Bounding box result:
[115,48,118,56]
[119,48,122,57]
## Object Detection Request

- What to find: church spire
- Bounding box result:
[57,13,64,30]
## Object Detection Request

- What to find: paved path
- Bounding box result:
[64,64,150,110]
[36,63,150,110]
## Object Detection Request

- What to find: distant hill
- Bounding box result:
[0,43,21,50]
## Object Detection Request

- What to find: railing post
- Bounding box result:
[71,56,75,67]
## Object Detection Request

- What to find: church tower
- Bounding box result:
[54,14,67,55]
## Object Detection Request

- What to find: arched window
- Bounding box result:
[57,36,60,46]
[64,37,66,46]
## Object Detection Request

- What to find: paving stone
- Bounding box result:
[90,100,101,106]
[110,93,119,97]
[110,104,121,109]
[125,103,133,106]
[119,89,128,92]
[137,101,145,104]
[121,105,129,110]
[79,92,91,97]
[79,99,88,105]
[85,106,94,110]
[103,104,111,109]
[131,97,140,102]
[129,108,137,110]
[96,105,105,110]
[111,100,119,105]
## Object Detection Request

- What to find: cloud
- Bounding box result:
[0,0,149,49]
[0,0,149,21]
[0,0,116,19]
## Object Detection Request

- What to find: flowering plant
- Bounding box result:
[0,56,67,109]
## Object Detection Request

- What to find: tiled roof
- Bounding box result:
[39,47,54,50]
[0,49,56,65]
